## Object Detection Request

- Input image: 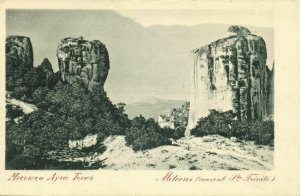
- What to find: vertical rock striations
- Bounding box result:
[6,36,34,78]
[56,37,110,93]
[267,63,274,116]
[36,58,58,88]
[187,26,273,132]
[6,36,59,99]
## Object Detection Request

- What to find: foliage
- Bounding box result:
[172,126,186,140]
[125,116,171,151]
[7,68,41,101]
[32,86,50,104]
[190,110,274,146]
[6,111,70,168]
[6,104,24,120]
[6,154,37,170]
[6,58,58,103]
[158,126,185,140]
[37,81,130,136]
[6,78,132,169]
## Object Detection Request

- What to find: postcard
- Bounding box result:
[0,0,299,195]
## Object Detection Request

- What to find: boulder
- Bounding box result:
[230,137,238,142]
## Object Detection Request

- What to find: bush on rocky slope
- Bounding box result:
[6,81,131,169]
[191,110,274,146]
[125,116,171,151]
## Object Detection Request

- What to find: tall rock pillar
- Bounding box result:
[186,26,273,134]
[56,37,110,93]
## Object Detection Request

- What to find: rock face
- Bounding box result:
[38,58,53,73]
[187,26,273,132]
[6,36,33,67]
[6,36,34,77]
[267,63,274,115]
[56,37,110,92]
[35,58,61,88]
[158,102,190,129]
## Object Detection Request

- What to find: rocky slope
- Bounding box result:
[187,26,274,131]
[57,37,110,93]
[93,135,273,170]
[158,102,190,129]
[6,97,38,114]
[6,96,273,170]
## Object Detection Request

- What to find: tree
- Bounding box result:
[6,79,134,169]
[32,86,50,104]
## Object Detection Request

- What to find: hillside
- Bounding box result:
[125,97,186,119]
[6,97,273,170]
[93,135,273,170]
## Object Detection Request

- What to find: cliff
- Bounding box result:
[267,63,274,116]
[6,36,60,101]
[35,58,59,88]
[6,36,33,67]
[187,26,273,132]
[6,36,34,79]
[56,37,110,93]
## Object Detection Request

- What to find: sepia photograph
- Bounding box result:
[5,9,274,170]
[1,0,300,195]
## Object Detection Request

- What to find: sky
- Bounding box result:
[6,10,274,104]
[116,9,274,27]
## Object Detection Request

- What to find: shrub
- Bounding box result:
[191,110,235,137]
[189,165,198,170]
[36,81,130,137]
[254,120,274,145]
[6,104,24,120]
[171,126,186,140]
[158,126,186,140]
[6,112,65,169]
[125,116,171,151]
[191,110,274,146]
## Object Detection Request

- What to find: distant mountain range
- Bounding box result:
[125,97,187,119]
